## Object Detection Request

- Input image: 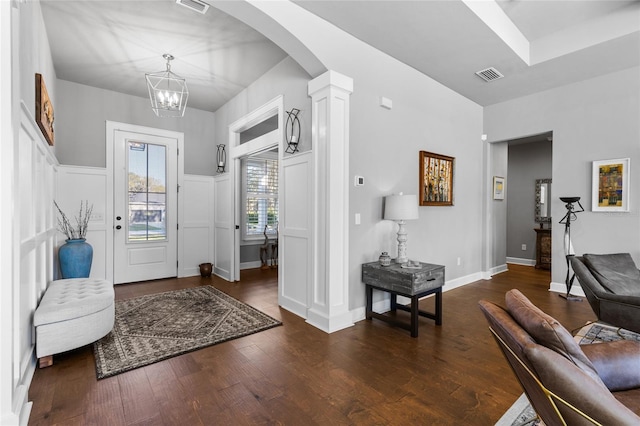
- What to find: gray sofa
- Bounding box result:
[572,253,640,334]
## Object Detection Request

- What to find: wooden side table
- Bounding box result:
[362,261,445,337]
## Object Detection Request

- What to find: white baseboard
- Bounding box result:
[550,281,585,297]
[506,257,536,267]
[445,271,484,292]
[240,261,262,270]
[489,263,509,277]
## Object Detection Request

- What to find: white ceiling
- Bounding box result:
[41,0,640,112]
[40,0,288,112]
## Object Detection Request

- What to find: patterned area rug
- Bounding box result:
[93,286,281,379]
[496,322,640,426]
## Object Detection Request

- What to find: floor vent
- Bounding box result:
[176,0,209,14]
[475,67,504,82]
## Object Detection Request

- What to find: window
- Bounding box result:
[243,156,278,239]
[127,142,167,241]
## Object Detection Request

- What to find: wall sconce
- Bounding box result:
[216,144,226,173]
[285,108,301,154]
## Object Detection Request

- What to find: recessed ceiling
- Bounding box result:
[295,0,640,106]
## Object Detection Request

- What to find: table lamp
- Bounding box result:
[384,193,419,264]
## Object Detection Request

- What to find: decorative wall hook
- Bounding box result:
[285,108,301,154]
[216,144,226,173]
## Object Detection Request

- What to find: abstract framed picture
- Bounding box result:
[419,151,454,206]
[35,73,54,146]
[493,176,505,200]
[592,158,630,212]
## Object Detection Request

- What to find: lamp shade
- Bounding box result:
[384,194,419,221]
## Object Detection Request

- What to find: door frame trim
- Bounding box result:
[105,121,185,283]
[227,95,284,281]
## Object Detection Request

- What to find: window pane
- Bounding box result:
[246,197,278,236]
[244,157,278,237]
[128,142,167,241]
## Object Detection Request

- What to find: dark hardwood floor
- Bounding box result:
[28,264,595,425]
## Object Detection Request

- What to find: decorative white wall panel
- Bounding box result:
[181,175,215,277]
[214,173,232,280]
[279,152,313,318]
[56,166,108,280]
[2,103,59,425]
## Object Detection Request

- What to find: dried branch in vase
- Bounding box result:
[54,200,94,240]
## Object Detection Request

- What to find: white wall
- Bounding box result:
[252,3,485,311]
[19,0,57,138]
[484,66,640,288]
[213,56,312,160]
[54,80,217,175]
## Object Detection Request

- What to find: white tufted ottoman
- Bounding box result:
[34,278,114,368]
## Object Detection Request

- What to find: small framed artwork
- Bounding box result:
[493,176,505,200]
[592,158,630,212]
[35,73,54,146]
[419,151,454,206]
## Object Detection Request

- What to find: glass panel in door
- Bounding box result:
[128,142,167,241]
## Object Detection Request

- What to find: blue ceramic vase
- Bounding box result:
[59,238,93,278]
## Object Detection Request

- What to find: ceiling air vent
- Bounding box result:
[176,0,209,14]
[475,67,504,82]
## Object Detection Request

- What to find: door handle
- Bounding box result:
[116,225,122,230]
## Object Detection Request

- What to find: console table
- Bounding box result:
[362,261,445,337]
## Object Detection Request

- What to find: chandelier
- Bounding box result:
[145,54,189,117]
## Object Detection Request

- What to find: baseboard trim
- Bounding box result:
[550,281,586,297]
[240,261,262,270]
[489,263,509,277]
[506,257,535,267]
[306,308,354,334]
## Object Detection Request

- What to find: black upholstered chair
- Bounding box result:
[479,289,640,425]
[572,253,640,334]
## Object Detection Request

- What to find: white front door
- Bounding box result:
[113,130,178,284]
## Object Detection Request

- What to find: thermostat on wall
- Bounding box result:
[354,176,365,186]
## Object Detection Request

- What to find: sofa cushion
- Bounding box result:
[34,278,114,326]
[583,253,640,296]
[505,289,606,388]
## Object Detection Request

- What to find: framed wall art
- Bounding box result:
[592,158,630,212]
[493,176,505,200]
[35,73,54,146]
[419,151,454,206]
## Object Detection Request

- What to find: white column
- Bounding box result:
[307,70,354,333]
